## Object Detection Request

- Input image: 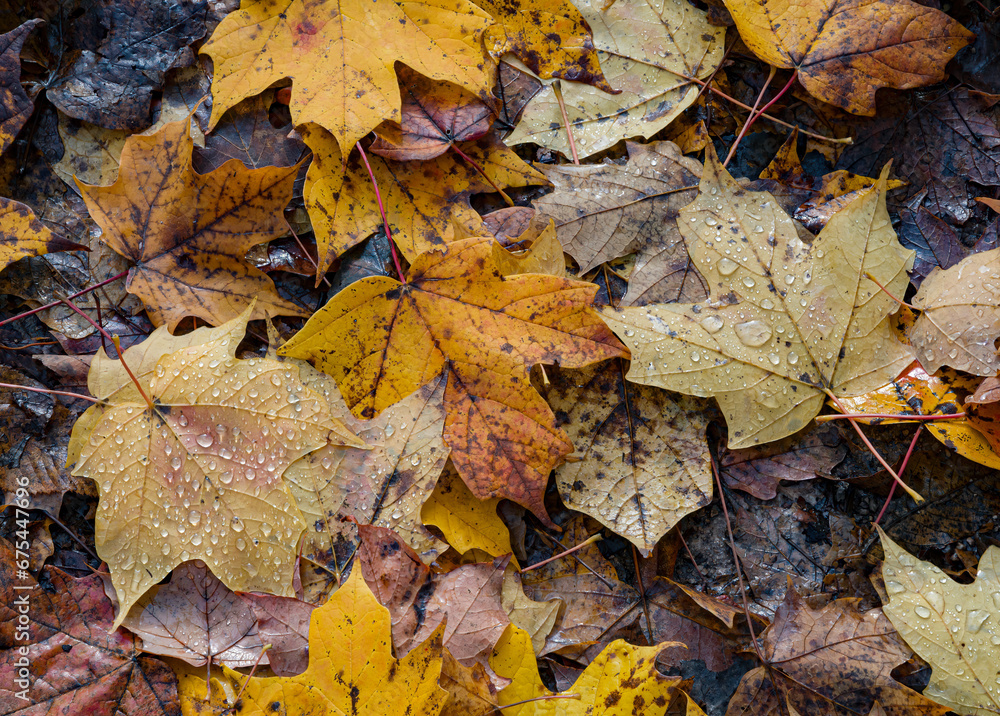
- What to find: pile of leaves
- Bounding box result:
[1,0,999,714]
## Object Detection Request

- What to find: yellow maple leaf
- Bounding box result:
[202,0,493,153]
[179,567,447,716]
[279,237,626,523]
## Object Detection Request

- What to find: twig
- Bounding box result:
[0,381,100,403]
[285,218,330,288]
[874,426,923,526]
[815,412,965,423]
[229,644,272,707]
[725,69,798,167]
[724,65,777,167]
[356,142,407,284]
[499,694,581,709]
[449,144,514,206]
[0,269,129,329]
[521,534,601,573]
[553,81,580,164]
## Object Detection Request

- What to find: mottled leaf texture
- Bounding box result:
[0,199,86,277]
[302,125,545,273]
[202,0,492,153]
[178,567,447,716]
[422,464,515,560]
[358,525,510,670]
[880,528,1000,716]
[0,20,40,155]
[910,248,1000,376]
[475,0,611,90]
[966,376,1000,456]
[0,540,181,716]
[724,0,973,115]
[547,362,713,553]
[48,0,208,130]
[727,586,950,716]
[603,149,914,448]
[283,373,450,568]
[121,561,261,669]
[370,67,493,162]
[533,140,707,306]
[506,0,724,159]
[69,306,360,626]
[76,116,307,330]
[491,626,690,716]
[279,237,626,523]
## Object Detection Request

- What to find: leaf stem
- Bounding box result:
[824,390,923,503]
[449,143,514,206]
[499,694,581,709]
[0,269,129,330]
[874,425,922,526]
[284,217,331,288]
[356,142,407,284]
[724,69,798,167]
[0,381,101,403]
[724,65,777,167]
[815,412,965,423]
[520,534,601,573]
[59,298,152,408]
[553,80,581,164]
[864,271,918,311]
[229,644,272,707]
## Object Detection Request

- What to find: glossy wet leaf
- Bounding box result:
[724,0,973,115]
[202,0,492,153]
[75,116,307,330]
[910,247,1000,376]
[0,20,41,155]
[603,149,914,448]
[880,528,1000,716]
[69,306,360,625]
[178,567,448,716]
[506,0,724,159]
[278,237,626,523]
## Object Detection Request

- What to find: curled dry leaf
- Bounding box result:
[358,525,511,673]
[178,567,448,716]
[284,372,450,570]
[546,361,713,554]
[728,586,950,716]
[474,0,612,90]
[490,216,566,278]
[501,566,559,653]
[506,0,724,159]
[910,247,1000,376]
[302,125,545,273]
[75,116,307,330]
[68,306,360,626]
[491,625,693,716]
[533,140,707,306]
[724,0,973,115]
[202,0,492,153]
[370,67,493,162]
[880,528,1000,716]
[278,237,626,524]
[603,149,914,448]
[0,540,181,716]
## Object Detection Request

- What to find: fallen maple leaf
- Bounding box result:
[506,0,724,159]
[491,625,697,715]
[880,528,1000,716]
[278,237,626,523]
[283,372,450,570]
[898,198,998,287]
[533,140,706,306]
[358,525,510,672]
[421,463,515,560]
[370,67,493,162]
[179,566,447,716]
[475,0,612,90]
[490,213,566,278]
[910,247,1000,376]
[0,20,41,155]
[0,539,181,715]
[728,585,950,716]
[302,125,545,274]
[501,565,559,653]
[75,116,307,330]
[68,306,360,625]
[440,651,498,716]
[546,361,713,553]
[603,149,914,447]
[724,0,973,115]
[202,0,492,154]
